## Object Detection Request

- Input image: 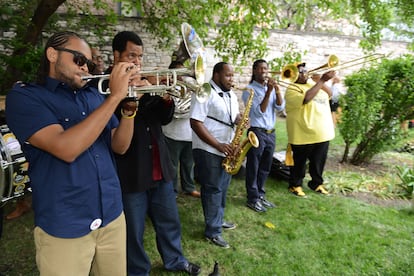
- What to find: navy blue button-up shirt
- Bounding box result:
[5,78,122,238]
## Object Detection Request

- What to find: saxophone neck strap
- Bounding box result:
[207,115,234,129]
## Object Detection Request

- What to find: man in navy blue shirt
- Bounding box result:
[6,31,137,276]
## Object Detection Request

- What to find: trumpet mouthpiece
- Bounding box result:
[126,65,139,73]
[81,75,93,81]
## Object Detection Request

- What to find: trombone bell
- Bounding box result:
[281,64,299,83]
[328,55,339,68]
[307,54,339,75]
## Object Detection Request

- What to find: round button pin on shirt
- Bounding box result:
[90,218,102,230]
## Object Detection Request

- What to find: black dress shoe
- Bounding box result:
[246,201,267,213]
[206,235,230,248]
[222,221,236,230]
[260,197,276,208]
[184,262,201,275]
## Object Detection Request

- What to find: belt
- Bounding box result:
[249,127,275,134]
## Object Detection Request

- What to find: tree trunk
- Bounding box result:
[2,0,66,92]
[341,142,350,163]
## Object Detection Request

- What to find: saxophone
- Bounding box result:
[222,88,259,175]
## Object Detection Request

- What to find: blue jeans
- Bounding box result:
[165,137,196,193]
[122,180,188,276]
[245,130,275,204]
[193,149,231,238]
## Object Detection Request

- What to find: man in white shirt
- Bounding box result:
[163,61,200,198]
[190,62,239,249]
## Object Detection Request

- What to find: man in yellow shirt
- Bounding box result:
[285,62,336,197]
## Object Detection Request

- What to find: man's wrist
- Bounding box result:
[121,109,136,119]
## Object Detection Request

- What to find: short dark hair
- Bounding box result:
[296,62,306,68]
[112,31,143,53]
[212,62,228,75]
[37,31,84,84]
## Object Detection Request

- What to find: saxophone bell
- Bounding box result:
[222,88,259,175]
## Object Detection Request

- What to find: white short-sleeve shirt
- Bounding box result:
[190,80,239,156]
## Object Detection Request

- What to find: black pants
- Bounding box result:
[289,141,329,190]
[0,206,3,239]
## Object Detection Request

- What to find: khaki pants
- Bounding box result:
[34,213,126,276]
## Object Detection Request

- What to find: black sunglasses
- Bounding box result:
[54,47,96,73]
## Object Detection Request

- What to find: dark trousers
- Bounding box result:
[193,149,231,238]
[165,137,195,193]
[122,180,188,276]
[289,141,330,190]
[0,206,3,238]
[245,130,275,204]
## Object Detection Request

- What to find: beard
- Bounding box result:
[55,60,84,90]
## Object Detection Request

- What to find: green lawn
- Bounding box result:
[1,119,413,276]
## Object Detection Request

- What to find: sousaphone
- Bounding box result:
[171,23,210,103]
[172,22,206,69]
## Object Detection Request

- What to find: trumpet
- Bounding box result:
[81,54,210,102]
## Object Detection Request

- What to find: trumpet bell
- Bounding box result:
[176,76,211,103]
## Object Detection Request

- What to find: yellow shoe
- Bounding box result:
[314,185,329,195]
[288,186,307,197]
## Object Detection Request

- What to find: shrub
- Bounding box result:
[396,165,414,198]
[339,55,414,165]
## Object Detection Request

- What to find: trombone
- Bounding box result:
[272,53,384,85]
[307,54,339,76]
[264,65,304,93]
[81,54,210,102]
[307,53,384,76]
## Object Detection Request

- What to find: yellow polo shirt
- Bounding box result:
[285,82,335,145]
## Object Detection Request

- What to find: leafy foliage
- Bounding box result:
[268,42,308,72]
[129,0,412,66]
[0,0,118,93]
[396,164,414,197]
[339,55,414,165]
[1,0,414,93]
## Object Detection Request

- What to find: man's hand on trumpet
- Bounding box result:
[265,76,280,94]
[108,62,140,101]
[128,65,152,89]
